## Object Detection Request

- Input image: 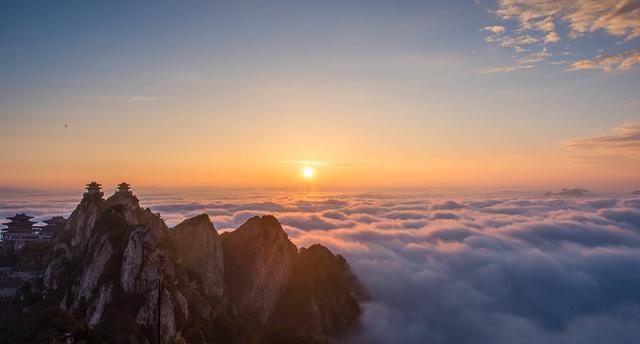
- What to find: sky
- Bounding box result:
[1,0,639,190]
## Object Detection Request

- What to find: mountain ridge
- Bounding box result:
[0,184,366,343]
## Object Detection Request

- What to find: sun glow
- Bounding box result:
[303,166,314,178]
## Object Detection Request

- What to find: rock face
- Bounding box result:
[171,214,225,300]
[4,185,366,343]
[273,244,368,335]
[222,215,298,322]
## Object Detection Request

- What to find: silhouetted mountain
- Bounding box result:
[631,190,640,195]
[0,186,366,343]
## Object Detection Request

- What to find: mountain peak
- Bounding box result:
[105,187,140,210]
[174,213,214,230]
[232,215,290,241]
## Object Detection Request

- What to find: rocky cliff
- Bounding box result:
[0,186,366,344]
[222,215,298,323]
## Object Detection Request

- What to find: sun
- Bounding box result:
[303,166,314,178]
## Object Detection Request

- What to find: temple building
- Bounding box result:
[40,216,67,240]
[117,182,131,193]
[85,181,103,197]
[1,213,40,250]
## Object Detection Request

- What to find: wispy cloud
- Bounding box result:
[280,160,379,167]
[483,25,506,34]
[567,49,640,72]
[485,34,541,48]
[563,122,640,152]
[480,47,550,73]
[128,95,159,103]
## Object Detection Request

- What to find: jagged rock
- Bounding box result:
[68,239,114,311]
[59,192,105,255]
[274,244,367,335]
[171,214,224,299]
[121,226,178,343]
[222,215,298,322]
[88,283,113,326]
[43,255,67,290]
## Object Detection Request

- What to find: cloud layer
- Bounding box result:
[2,188,640,343]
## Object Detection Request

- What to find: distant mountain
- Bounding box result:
[631,190,640,195]
[544,188,590,197]
[0,186,366,343]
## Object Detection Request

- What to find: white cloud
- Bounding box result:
[484,25,506,34]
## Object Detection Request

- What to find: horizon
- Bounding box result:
[2,181,640,195]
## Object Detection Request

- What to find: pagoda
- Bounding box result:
[1,213,40,250]
[40,216,67,239]
[117,182,131,193]
[5,213,36,233]
[85,181,103,197]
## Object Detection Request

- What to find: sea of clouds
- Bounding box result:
[2,187,640,343]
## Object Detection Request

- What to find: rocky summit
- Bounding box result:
[0,184,366,343]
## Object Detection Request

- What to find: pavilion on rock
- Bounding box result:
[85,181,103,197]
[117,182,131,193]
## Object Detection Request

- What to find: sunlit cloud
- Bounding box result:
[563,122,640,152]
[483,25,506,34]
[281,160,382,167]
[495,0,640,40]
[544,31,560,43]
[282,160,333,167]
[483,0,640,73]
[480,47,550,73]
[567,49,640,72]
